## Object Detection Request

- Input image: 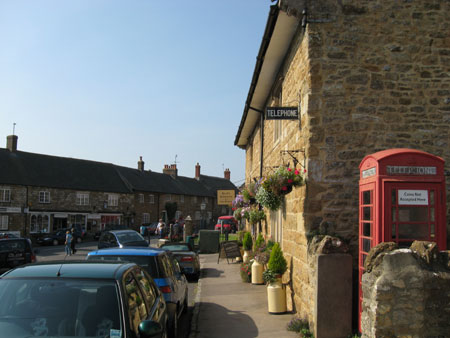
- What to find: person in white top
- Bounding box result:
[156,219,165,239]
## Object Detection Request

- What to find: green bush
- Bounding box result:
[268,242,287,275]
[255,233,265,249]
[243,232,253,251]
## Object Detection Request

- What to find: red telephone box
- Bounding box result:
[358,148,447,328]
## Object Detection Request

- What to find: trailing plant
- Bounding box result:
[240,262,252,283]
[248,209,265,225]
[242,181,260,204]
[268,242,287,276]
[232,193,245,209]
[255,186,282,211]
[242,232,253,251]
[233,207,243,221]
[254,244,270,265]
[262,166,305,197]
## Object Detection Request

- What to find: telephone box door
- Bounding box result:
[384,182,445,250]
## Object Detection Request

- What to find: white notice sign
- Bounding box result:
[398,190,428,205]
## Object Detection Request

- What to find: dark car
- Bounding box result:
[0,260,169,337]
[94,224,130,240]
[0,238,36,274]
[160,242,200,280]
[87,247,188,338]
[141,222,159,237]
[98,229,148,249]
[36,228,82,246]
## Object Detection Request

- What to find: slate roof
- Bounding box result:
[0,148,237,196]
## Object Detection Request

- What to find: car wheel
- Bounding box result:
[169,307,178,338]
[52,239,59,246]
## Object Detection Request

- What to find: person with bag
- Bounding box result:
[70,228,77,254]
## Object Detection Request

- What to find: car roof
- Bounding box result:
[218,216,235,220]
[88,247,166,257]
[0,260,135,279]
[107,229,137,234]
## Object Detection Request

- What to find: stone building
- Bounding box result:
[0,135,237,237]
[234,0,450,332]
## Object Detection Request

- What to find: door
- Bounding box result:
[358,184,375,330]
[385,183,442,248]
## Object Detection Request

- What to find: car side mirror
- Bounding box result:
[139,320,163,338]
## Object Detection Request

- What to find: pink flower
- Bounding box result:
[287,168,292,172]
[304,169,307,173]
[282,186,288,191]
[288,179,293,183]
[294,170,299,175]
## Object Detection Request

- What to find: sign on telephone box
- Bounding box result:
[358,148,447,330]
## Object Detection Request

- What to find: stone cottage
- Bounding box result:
[234,0,450,333]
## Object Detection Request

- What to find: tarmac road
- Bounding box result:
[35,238,197,338]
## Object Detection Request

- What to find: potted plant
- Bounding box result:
[240,262,252,283]
[262,166,305,197]
[256,186,282,211]
[242,232,253,263]
[264,242,288,314]
[248,209,265,225]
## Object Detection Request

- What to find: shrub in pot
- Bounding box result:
[242,232,253,263]
[265,242,287,314]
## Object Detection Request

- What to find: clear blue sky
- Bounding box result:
[0,0,271,185]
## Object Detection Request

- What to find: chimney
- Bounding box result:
[6,135,18,152]
[138,156,145,171]
[195,163,201,180]
[163,164,178,178]
[224,168,231,180]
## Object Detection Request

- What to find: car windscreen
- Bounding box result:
[218,219,233,225]
[163,245,190,252]
[88,255,160,278]
[116,232,146,243]
[0,240,28,252]
[0,278,121,337]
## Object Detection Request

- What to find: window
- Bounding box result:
[39,191,50,204]
[193,196,197,204]
[0,189,10,202]
[180,195,184,203]
[142,213,150,224]
[203,197,208,204]
[149,194,155,204]
[108,194,118,207]
[76,193,89,206]
[123,272,148,334]
[270,209,283,246]
[0,215,8,230]
[134,268,157,307]
[139,194,144,204]
[30,214,50,233]
[165,194,171,202]
[274,120,282,142]
[175,211,181,221]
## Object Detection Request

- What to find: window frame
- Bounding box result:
[39,191,50,204]
[0,215,8,230]
[108,194,119,207]
[149,194,155,204]
[76,192,90,206]
[0,188,11,202]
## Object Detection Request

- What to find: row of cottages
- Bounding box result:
[0,135,237,238]
[235,0,449,333]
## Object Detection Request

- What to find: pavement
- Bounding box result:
[189,253,299,338]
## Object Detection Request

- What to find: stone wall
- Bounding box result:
[361,241,450,337]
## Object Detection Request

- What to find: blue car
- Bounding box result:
[0,260,169,338]
[87,247,188,338]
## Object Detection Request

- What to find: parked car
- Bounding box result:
[0,238,36,274]
[98,229,148,249]
[0,232,19,239]
[94,224,130,240]
[36,228,82,246]
[214,216,238,233]
[0,260,169,337]
[160,242,200,280]
[87,247,188,338]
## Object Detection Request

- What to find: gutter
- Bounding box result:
[234,5,279,147]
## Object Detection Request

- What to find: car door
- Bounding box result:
[168,255,187,306]
[133,267,167,330]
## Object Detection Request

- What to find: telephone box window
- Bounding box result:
[363,223,371,237]
[363,191,371,205]
[430,224,435,238]
[392,223,396,239]
[430,191,435,205]
[398,223,428,240]
[363,238,371,253]
[398,207,428,222]
[363,207,371,221]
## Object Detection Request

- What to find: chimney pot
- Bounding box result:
[224,168,231,180]
[195,163,201,180]
[138,156,145,171]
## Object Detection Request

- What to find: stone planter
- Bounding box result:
[251,260,264,285]
[267,277,286,314]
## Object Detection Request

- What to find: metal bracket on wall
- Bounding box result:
[280,149,306,169]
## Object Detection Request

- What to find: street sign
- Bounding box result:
[266,107,299,120]
[217,190,235,205]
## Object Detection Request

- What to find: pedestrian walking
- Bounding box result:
[65,230,72,256]
[157,219,165,239]
[140,224,147,237]
[70,228,77,254]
